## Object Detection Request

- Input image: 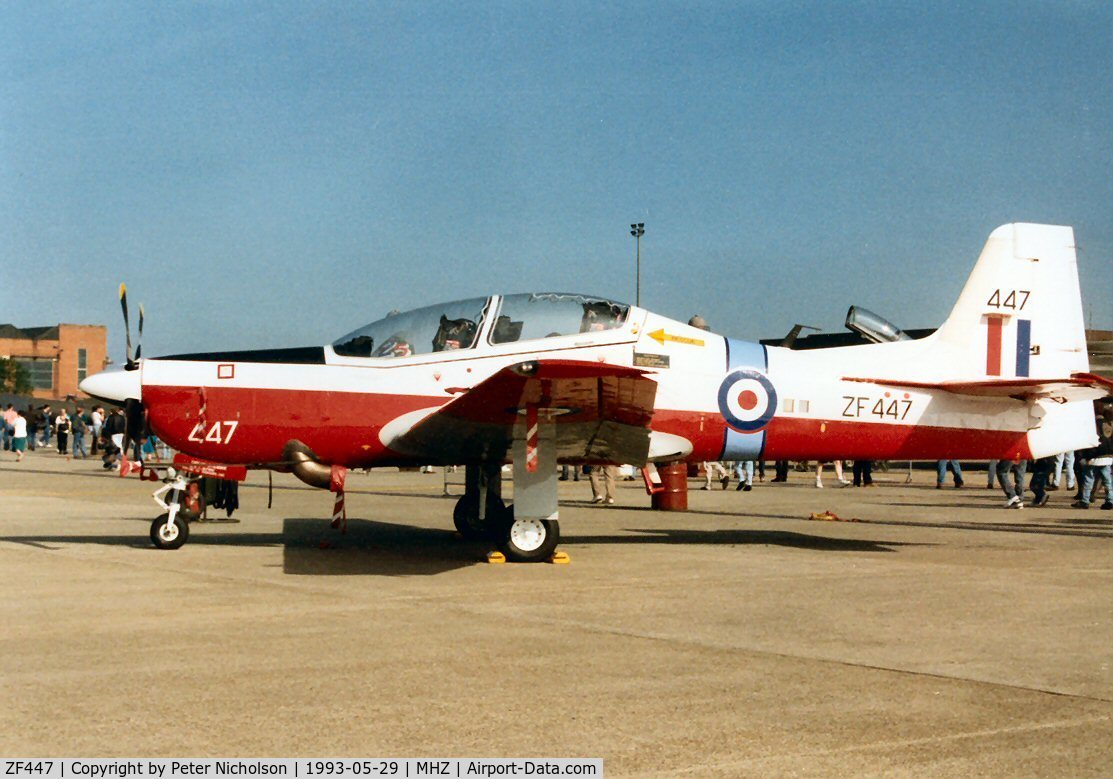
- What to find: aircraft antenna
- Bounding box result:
[630,222,645,306]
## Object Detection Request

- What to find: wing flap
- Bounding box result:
[385,360,658,464]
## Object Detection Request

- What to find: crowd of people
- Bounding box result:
[699,458,879,490]
[987,404,1113,510]
[689,449,1110,510]
[2,402,163,470]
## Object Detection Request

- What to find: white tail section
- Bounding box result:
[933,223,1089,380]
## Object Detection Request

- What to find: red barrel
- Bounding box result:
[652,461,689,511]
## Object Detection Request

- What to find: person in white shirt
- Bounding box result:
[54,410,71,454]
[11,411,28,462]
[90,407,104,455]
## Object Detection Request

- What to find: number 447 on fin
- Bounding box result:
[986,289,1030,310]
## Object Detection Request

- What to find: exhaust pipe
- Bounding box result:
[282,440,332,490]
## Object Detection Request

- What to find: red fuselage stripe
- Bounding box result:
[759,416,1031,461]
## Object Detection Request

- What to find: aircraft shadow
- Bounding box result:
[279,520,910,571]
[0,520,475,576]
[1060,517,1113,526]
[0,518,913,572]
[569,527,907,553]
[851,517,1111,539]
[886,500,1011,509]
[654,503,1111,539]
[1,466,122,480]
[618,505,825,523]
[0,532,285,551]
[280,518,484,577]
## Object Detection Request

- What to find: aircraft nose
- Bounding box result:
[79,366,142,403]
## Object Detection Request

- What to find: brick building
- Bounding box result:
[0,323,109,400]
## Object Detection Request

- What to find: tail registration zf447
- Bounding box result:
[842,395,913,421]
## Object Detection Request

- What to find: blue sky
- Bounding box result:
[3,2,1110,356]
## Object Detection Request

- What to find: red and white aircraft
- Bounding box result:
[81,223,1109,560]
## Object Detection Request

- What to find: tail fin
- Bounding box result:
[933,223,1089,380]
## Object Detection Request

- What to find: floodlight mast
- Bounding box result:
[630,222,645,307]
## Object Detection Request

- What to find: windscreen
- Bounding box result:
[490,293,630,345]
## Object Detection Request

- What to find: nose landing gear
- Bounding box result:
[149,469,195,550]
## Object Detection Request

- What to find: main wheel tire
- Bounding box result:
[453,493,506,539]
[150,513,189,550]
[498,515,560,563]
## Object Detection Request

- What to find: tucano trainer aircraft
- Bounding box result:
[81,223,1111,560]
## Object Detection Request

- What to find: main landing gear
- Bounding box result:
[452,411,564,563]
[452,463,507,539]
[500,515,560,563]
[453,486,561,564]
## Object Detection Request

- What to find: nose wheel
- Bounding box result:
[150,512,189,550]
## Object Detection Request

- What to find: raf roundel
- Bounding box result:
[717,369,778,433]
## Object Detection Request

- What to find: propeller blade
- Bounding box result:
[119,283,134,368]
[136,304,145,361]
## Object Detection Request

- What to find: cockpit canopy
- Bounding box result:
[844,305,911,344]
[332,297,489,359]
[332,293,630,359]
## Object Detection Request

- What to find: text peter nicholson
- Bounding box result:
[4,759,603,778]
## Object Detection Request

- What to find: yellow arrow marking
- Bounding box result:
[648,329,705,347]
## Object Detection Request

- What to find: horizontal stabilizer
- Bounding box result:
[843,372,1113,402]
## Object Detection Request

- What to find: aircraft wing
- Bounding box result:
[383,360,659,465]
[843,372,1113,402]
